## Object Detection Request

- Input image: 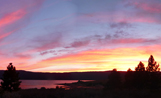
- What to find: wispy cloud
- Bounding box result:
[29,45,161,72]
[110,22,132,29]
[65,39,90,48]
[124,0,161,23]
[125,0,161,13]
[0,9,26,28]
[29,32,63,52]
[0,0,45,69]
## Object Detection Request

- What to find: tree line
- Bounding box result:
[106,55,161,89]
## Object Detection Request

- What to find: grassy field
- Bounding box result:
[1,88,161,98]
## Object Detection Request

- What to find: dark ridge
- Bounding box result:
[0,70,126,80]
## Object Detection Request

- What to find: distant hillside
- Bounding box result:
[0,70,126,80]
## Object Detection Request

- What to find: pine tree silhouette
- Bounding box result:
[130,55,161,89]
[146,55,160,72]
[146,55,160,89]
[1,63,21,91]
[133,61,148,89]
[135,61,145,71]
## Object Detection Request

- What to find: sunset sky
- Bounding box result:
[0,0,161,72]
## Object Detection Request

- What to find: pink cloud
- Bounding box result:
[0,31,13,39]
[0,9,26,28]
[77,0,161,24]
[77,12,158,24]
[0,0,46,69]
[0,9,27,40]
[94,34,158,46]
[122,0,161,23]
[62,34,159,52]
[130,1,161,13]
[0,53,32,70]
[111,38,157,44]
[0,0,45,38]
[30,33,63,52]
[65,40,90,48]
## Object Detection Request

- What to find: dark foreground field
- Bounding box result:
[1,89,161,98]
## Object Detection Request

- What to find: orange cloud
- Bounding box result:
[0,56,31,70]
[28,45,161,72]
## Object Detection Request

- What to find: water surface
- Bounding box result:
[20,80,79,89]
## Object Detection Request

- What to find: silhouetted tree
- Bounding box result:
[146,55,161,89]
[124,68,134,89]
[106,69,122,89]
[135,61,145,72]
[1,63,21,91]
[146,55,160,72]
[129,55,161,89]
[133,61,148,89]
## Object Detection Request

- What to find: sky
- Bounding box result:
[0,0,161,72]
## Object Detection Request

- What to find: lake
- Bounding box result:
[0,80,92,89]
[20,80,80,89]
[0,80,93,89]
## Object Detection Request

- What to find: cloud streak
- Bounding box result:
[30,45,161,72]
[0,9,26,28]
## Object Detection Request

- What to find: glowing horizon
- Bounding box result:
[28,46,161,72]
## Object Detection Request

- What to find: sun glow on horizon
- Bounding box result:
[27,45,161,73]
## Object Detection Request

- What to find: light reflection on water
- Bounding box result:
[0,80,92,89]
[20,80,79,89]
[0,80,91,89]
